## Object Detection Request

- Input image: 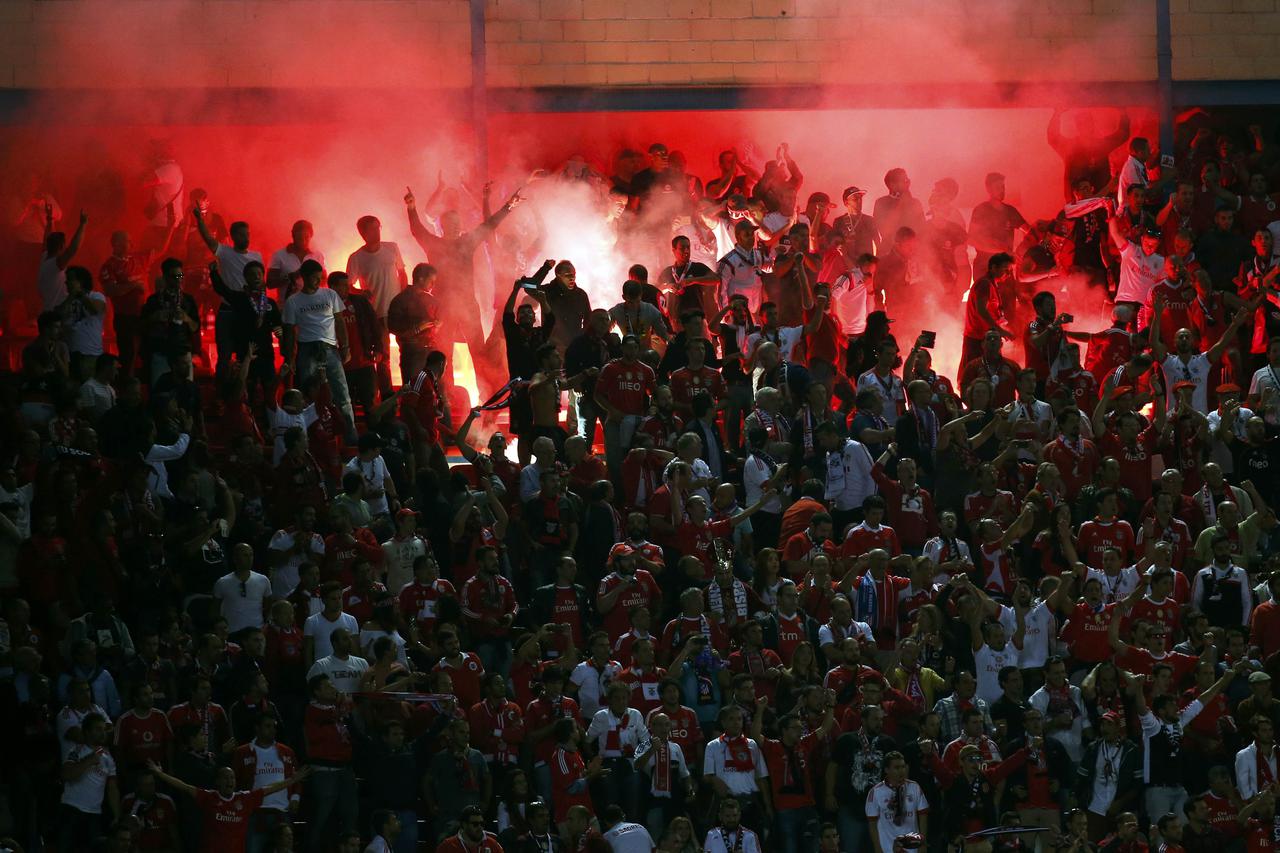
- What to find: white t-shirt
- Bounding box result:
[61,745,116,813]
[856,370,905,425]
[306,653,369,694]
[1087,741,1121,815]
[743,454,783,514]
[703,736,767,795]
[1087,566,1140,605]
[865,779,928,853]
[66,291,107,355]
[267,529,325,597]
[268,247,325,281]
[212,571,272,633]
[77,377,117,420]
[746,326,804,362]
[346,243,407,318]
[1249,363,1280,425]
[1115,242,1164,305]
[38,255,66,311]
[974,643,1018,705]
[303,611,360,660]
[1018,600,1056,670]
[831,270,872,336]
[382,535,429,593]
[360,628,408,666]
[570,659,622,719]
[344,455,391,515]
[282,287,346,346]
[603,822,656,853]
[215,243,264,294]
[1162,352,1212,413]
[268,403,319,465]
[249,741,290,811]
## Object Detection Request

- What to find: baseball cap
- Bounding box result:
[395,508,417,521]
[1173,380,1196,391]
[1100,711,1123,725]
[842,185,867,201]
[1250,671,1272,684]
[1217,382,1242,394]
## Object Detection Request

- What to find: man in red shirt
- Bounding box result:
[398,554,456,639]
[597,548,663,641]
[870,456,937,554]
[402,349,449,474]
[1043,407,1099,501]
[670,337,725,417]
[782,512,837,581]
[595,334,656,481]
[468,672,526,774]
[960,252,1016,372]
[433,627,487,710]
[761,703,836,837]
[114,683,174,779]
[461,546,518,667]
[121,769,182,852]
[1250,574,1280,658]
[146,760,310,853]
[1096,388,1167,506]
[439,804,507,853]
[100,229,161,378]
[960,329,1021,408]
[1077,489,1137,567]
[1045,343,1100,414]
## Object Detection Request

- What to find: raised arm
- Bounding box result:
[192,205,220,255]
[146,760,198,798]
[56,211,88,269]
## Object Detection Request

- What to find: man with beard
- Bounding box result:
[969,173,1030,287]
[960,253,1016,374]
[386,262,441,384]
[660,234,720,330]
[826,704,898,853]
[1149,296,1253,414]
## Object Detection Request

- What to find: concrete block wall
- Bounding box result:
[0,0,1274,91]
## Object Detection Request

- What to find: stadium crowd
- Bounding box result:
[7,106,1280,853]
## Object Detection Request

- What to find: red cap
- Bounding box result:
[1217,382,1242,394]
[396,508,417,521]
[1100,711,1123,725]
[1172,380,1196,391]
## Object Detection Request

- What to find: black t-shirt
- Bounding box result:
[564,332,620,398]
[502,313,556,380]
[540,283,592,349]
[141,289,199,356]
[831,730,898,799]
[658,262,714,325]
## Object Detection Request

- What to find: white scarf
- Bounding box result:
[708,579,749,619]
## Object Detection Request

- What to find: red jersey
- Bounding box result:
[761,733,823,810]
[1076,518,1136,567]
[1024,317,1063,382]
[773,611,810,660]
[781,530,837,580]
[303,700,352,765]
[322,528,383,586]
[461,573,518,639]
[597,570,662,641]
[525,694,581,764]
[871,466,937,551]
[1099,428,1159,503]
[566,454,608,497]
[1252,600,1280,659]
[467,699,525,766]
[341,581,387,624]
[615,665,666,716]
[438,833,505,853]
[1045,368,1100,414]
[727,648,785,703]
[622,451,666,512]
[1125,596,1182,652]
[1204,792,1244,839]
[1143,280,1194,353]
[550,585,588,649]
[551,747,593,822]
[611,630,652,667]
[193,787,266,853]
[607,540,664,574]
[402,369,443,444]
[674,518,732,578]
[434,653,486,709]
[1116,646,1196,685]
[264,623,304,683]
[840,523,902,561]
[114,708,174,769]
[122,792,179,851]
[963,490,1016,529]
[637,412,684,451]
[669,365,725,410]
[646,704,702,763]
[800,308,844,366]
[99,253,150,316]
[1042,437,1100,500]
[1135,519,1194,573]
[1061,602,1115,664]
[964,276,1006,339]
[1084,327,1133,384]
[338,305,373,370]
[960,356,1020,407]
[659,614,726,662]
[398,578,456,636]
[167,702,229,752]
[596,359,655,416]
[978,541,1016,597]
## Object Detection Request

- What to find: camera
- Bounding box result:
[919,330,936,349]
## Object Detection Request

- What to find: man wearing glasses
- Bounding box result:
[437,804,503,853]
[212,542,271,640]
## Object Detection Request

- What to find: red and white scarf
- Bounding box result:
[721,734,755,772]
[653,739,672,794]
